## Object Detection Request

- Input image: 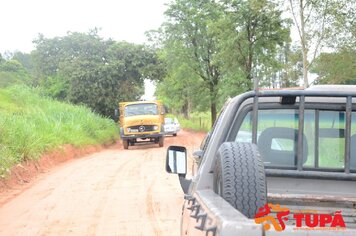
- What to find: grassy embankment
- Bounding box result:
[0,85,119,177]
[171,112,211,132]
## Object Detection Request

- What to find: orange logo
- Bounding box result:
[254,203,346,231]
[255,203,289,231]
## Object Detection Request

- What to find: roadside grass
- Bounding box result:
[0,85,119,177]
[173,112,211,132]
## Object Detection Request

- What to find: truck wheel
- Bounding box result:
[213,142,267,218]
[123,140,129,149]
[173,133,177,137]
[158,137,164,147]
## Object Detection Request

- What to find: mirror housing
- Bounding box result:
[166,146,187,177]
[114,108,119,118]
[193,150,203,158]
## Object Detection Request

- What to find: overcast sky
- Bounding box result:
[0,0,169,54]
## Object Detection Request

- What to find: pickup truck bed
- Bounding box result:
[267,176,356,229]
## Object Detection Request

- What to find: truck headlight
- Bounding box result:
[153,125,158,131]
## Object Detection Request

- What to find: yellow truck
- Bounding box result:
[118,100,165,149]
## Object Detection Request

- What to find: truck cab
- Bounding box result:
[166,85,356,235]
[119,100,165,149]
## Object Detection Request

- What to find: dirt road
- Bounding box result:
[0,130,205,236]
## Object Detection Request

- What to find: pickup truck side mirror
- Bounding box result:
[166,146,187,177]
[114,108,119,118]
[166,146,191,194]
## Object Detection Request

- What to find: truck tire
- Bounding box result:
[123,140,129,149]
[213,142,267,218]
[173,133,177,137]
[159,137,164,147]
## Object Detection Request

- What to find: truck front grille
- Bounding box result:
[128,125,155,132]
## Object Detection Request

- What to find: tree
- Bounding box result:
[0,60,24,73]
[288,0,355,87]
[0,53,4,64]
[12,51,34,75]
[31,30,164,117]
[159,0,222,124]
[259,43,302,88]
[214,0,290,89]
[311,49,356,85]
[154,0,290,123]
[156,62,210,118]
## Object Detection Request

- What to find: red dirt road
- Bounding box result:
[0,130,205,236]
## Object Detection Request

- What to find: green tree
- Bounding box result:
[0,53,4,64]
[288,0,355,87]
[214,0,290,88]
[0,59,32,87]
[12,51,34,75]
[158,0,222,124]
[0,60,24,73]
[311,49,356,85]
[259,44,302,88]
[155,0,290,124]
[32,30,163,117]
[156,63,210,118]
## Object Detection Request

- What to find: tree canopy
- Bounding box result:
[30,30,164,117]
[154,0,291,124]
[1,0,354,124]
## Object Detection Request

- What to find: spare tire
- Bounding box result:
[213,142,267,218]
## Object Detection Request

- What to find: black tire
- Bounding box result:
[173,133,177,137]
[123,140,129,149]
[213,142,267,218]
[159,137,164,147]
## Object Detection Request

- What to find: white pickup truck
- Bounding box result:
[166,85,356,235]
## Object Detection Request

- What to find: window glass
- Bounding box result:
[318,111,345,168]
[234,108,352,170]
[303,110,315,167]
[350,112,356,170]
[235,112,252,143]
[235,109,300,167]
[165,118,173,124]
[124,103,158,117]
[272,138,293,151]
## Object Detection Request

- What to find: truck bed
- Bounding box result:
[267,176,356,229]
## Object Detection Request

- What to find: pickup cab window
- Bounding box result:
[235,108,354,170]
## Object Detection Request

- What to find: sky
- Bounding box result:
[0,0,169,54]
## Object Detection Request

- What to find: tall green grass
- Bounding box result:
[0,85,119,177]
[174,112,211,132]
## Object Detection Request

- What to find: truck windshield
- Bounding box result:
[124,103,158,117]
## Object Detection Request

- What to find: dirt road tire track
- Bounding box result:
[0,130,205,236]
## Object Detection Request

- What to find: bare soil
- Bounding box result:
[0,130,205,236]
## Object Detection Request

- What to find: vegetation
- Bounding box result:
[0,0,354,131]
[311,49,356,85]
[151,0,355,126]
[153,0,290,124]
[0,85,119,177]
[177,112,211,132]
[288,0,355,87]
[30,30,165,118]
